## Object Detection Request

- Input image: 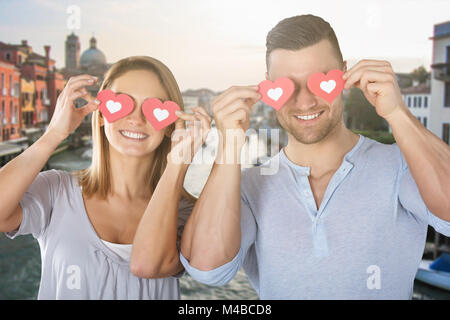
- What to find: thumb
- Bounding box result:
[80,99,100,116]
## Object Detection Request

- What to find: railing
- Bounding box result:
[431,62,450,81]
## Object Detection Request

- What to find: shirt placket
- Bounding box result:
[296,160,354,258]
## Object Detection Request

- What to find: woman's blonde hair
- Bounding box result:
[74,56,196,203]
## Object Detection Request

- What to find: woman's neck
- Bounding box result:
[108,146,155,201]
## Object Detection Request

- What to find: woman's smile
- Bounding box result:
[119,129,149,141]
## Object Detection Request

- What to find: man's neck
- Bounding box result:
[283,123,359,178]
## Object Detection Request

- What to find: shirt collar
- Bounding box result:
[279,134,365,173]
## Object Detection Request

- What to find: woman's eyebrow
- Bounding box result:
[115,91,166,102]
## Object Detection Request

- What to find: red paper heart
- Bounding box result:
[142,98,180,131]
[97,90,134,123]
[307,69,345,104]
[258,77,295,110]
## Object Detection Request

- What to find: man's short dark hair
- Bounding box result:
[266,14,344,69]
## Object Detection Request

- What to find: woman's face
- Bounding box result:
[101,70,170,157]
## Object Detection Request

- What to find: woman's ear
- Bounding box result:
[99,113,105,127]
[343,60,347,73]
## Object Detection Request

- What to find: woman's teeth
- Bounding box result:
[295,111,323,120]
[120,130,148,140]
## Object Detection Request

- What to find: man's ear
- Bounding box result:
[343,60,347,73]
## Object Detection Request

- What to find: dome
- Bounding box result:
[80,37,106,67]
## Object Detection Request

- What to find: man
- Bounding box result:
[179,14,450,299]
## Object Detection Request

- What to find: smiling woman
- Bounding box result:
[0,55,212,299]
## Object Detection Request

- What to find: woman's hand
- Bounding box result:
[45,74,100,142]
[167,106,212,168]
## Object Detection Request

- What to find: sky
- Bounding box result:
[0,0,449,91]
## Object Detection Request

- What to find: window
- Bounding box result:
[9,101,13,123]
[424,96,428,108]
[418,96,422,107]
[413,96,417,107]
[423,117,427,128]
[408,96,411,107]
[1,101,4,124]
[1,73,4,89]
[443,123,450,145]
[445,82,450,107]
[418,116,421,122]
[5,52,11,61]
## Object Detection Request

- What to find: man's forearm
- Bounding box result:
[386,106,450,221]
[181,140,243,271]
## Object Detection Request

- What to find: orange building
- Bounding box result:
[0,40,66,140]
[0,60,21,141]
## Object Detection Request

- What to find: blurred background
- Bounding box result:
[0,0,449,299]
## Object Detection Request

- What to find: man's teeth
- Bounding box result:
[296,112,322,120]
[120,130,148,139]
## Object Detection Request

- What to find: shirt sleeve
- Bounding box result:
[397,148,450,237]
[4,169,61,240]
[179,192,257,286]
[172,195,196,279]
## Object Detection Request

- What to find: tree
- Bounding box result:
[344,88,388,131]
[410,66,428,84]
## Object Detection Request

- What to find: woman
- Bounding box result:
[0,56,211,299]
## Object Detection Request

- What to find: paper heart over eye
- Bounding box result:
[258,77,295,110]
[142,98,180,131]
[97,90,134,123]
[307,69,345,104]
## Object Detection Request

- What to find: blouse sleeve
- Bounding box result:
[4,169,61,240]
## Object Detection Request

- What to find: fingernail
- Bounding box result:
[94,99,100,104]
[88,79,94,83]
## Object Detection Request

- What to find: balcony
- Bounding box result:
[431,62,450,81]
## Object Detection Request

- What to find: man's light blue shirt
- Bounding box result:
[180,134,450,299]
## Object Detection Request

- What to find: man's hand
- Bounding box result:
[343,59,406,120]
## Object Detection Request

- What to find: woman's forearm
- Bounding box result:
[0,131,63,226]
[130,162,187,278]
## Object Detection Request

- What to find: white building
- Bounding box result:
[430,21,450,145]
[401,81,431,129]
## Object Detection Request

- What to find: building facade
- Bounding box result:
[401,81,431,129]
[430,21,450,145]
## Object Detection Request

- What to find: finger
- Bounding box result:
[191,106,212,123]
[69,88,91,101]
[78,99,101,116]
[343,59,391,78]
[173,118,184,131]
[344,65,393,89]
[213,86,261,113]
[67,74,98,85]
[215,99,251,120]
[193,112,211,137]
[66,79,98,94]
[175,110,197,121]
[345,69,395,90]
[213,85,258,106]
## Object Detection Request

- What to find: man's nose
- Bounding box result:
[292,87,318,111]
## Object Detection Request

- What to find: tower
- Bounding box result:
[65,32,80,71]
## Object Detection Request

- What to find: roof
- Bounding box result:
[401,83,430,94]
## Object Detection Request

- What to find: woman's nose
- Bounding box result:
[126,103,147,125]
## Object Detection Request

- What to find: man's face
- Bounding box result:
[267,39,346,145]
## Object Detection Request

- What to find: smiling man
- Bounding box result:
[179,14,450,299]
